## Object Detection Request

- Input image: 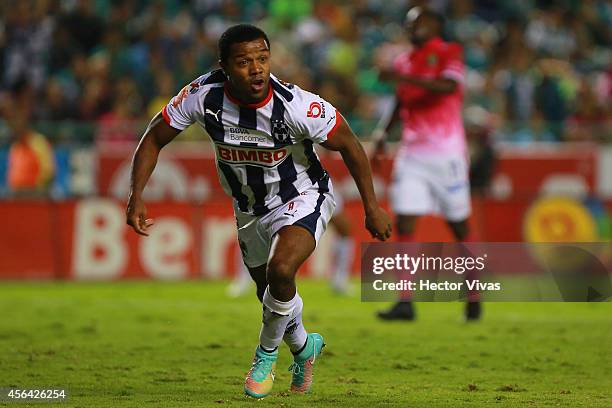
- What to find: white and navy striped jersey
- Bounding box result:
[162,69,340,216]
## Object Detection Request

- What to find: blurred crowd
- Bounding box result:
[0,0,610,190]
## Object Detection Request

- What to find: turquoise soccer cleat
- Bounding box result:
[288,333,325,393]
[244,346,277,398]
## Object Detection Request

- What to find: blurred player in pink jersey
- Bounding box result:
[372,7,481,321]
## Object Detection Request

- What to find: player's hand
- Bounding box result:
[365,206,392,241]
[126,196,154,236]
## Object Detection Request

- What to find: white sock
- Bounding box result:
[259,287,298,351]
[332,237,354,288]
[282,292,308,353]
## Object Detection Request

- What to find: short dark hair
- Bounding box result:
[218,24,270,63]
[406,7,444,31]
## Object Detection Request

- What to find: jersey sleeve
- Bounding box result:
[291,87,340,144]
[161,77,203,131]
[394,51,429,105]
[440,44,465,85]
[393,52,412,76]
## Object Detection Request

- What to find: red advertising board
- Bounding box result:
[0,198,476,280]
[1,195,609,280]
[95,143,599,241]
[96,143,597,201]
[492,144,596,199]
[0,144,605,280]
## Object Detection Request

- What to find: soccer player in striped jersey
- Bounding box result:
[126,24,391,398]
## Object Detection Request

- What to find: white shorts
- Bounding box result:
[390,152,471,221]
[235,177,336,268]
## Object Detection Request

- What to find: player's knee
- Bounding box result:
[266,258,296,286]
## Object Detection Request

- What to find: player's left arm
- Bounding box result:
[321,116,392,241]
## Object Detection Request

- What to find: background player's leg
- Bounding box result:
[435,152,481,320]
[396,214,418,242]
[329,213,354,294]
[227,246,254,298]
[447,219,481,320]
[396,214,418,301]
[377,213,418,321]
[447,219,474,242]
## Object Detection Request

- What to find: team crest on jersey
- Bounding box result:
[271,119,291,143]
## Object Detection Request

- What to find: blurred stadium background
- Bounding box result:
[0,0,610,280]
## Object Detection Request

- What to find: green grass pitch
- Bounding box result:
[0,281,610,407]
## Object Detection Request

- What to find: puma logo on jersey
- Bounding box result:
[217,145,288,167]
[206,108,221,122]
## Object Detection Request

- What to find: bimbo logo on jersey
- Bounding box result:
[216,145,288,167]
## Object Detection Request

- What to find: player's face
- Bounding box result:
[222,38,271,104]
[408,15,433,46]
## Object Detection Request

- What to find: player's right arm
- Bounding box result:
[322,115,392,241]
[127,74,204,235]
[126,112,180,236]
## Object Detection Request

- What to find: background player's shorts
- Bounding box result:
[235,179,336,268]
[390,152,471,221]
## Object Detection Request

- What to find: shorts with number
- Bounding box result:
[235,177,336,268]
[390,152,471,221]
